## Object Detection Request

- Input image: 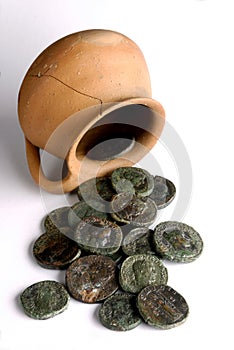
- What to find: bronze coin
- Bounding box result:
[111,167,154,197]
[122,227,155,256]
[65,255,119,303]
[99,292,142,331]
[74,216,123,255]
[110,193,157,227]
[44,206,70,232]
[137,285,189,329]
[149,176,176,209]
[153,221,203,263]
[20,280,70,320]
[33,230,81,269]
[68,200,108,228]
[119,254,168,294]
[77,176,116,204]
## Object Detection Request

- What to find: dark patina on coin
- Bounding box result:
[153,221,203,262]
[66,255,118,303]
[68,201,108,228]
[87,136,135,161]
[74,217,122,255]
[77,176,116,204]
[99,293,142,331]
[119,254,168,294]
[20,280,69,320]
[111,193,157,227]
[137,285,189,329]
[150,176,176,209]
[44,206,70,232]
[122,227,155,256]
[111,167,154,197]
[33,231,81,269]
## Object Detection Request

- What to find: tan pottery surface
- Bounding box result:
[18,29,165,193]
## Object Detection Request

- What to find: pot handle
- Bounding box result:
[25,138,78,194]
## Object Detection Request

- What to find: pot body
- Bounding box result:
[18,29,165,193]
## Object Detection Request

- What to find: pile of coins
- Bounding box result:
[20,167,203,330]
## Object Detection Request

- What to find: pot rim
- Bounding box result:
[26,96,165,193]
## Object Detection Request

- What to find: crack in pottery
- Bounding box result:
[29,72,103,115]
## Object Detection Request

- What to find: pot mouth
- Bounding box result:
[68,97,165,184]
[26,97,165,194]
[76,103,155,159]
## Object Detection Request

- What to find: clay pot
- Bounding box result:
[18,29,165,193]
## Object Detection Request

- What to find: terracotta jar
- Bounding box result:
[18,29,165,193]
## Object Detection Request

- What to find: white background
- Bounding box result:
[0,0,233,349]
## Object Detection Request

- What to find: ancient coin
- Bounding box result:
[137,285,189,329]
[74,217,122,255]
[122,227,155,256]
[99,293,142,331]
[68,201,108,228]
[77,176,116,204]
[114,178,135,196]
[110,193,157,227]
[153,221,203,262]
[111,167,154,197]
[119,254,168,293]
[44,206,70,232]
[20,280,69,320]
[33,230,81,269]
[87,136,135,161]
[65,255,118,303]
[149,176,176,209]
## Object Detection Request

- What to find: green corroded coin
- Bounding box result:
[111,167,154,197]
[149,176,176,209]
[99,293,142,331]
[119,254,168,293]
[111,193,157,227]
[68,201,108,228]
[33,230,81,269]
[66,255,118,303]
[153,221,203,262]
[44,206,70,232]
[20,280,69,320]
[122,227,155,256]
[77,176,116,204]
[137,285,189,329]
[74,217,123,255]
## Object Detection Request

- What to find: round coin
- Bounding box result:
[87,136,135,161]
[119,254,168,294]
[44,206,70,232]
[122,227,155,256]
[77,176,116,204]
[153,221,203,262]
[137,285,189,329]
[99,293,142,331]
[149,176,176,209]
[66,255,119,303]
[68,201,108,228]
[74,217,122,255]
[20,280,69,320]
[111,193,157,227]
[111,167,154,197]
[33,230,81,269]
